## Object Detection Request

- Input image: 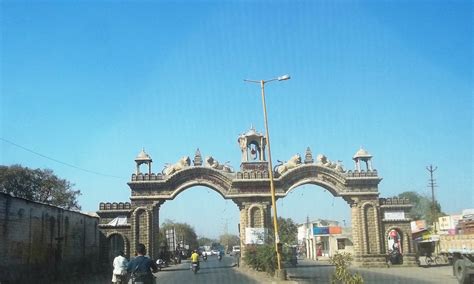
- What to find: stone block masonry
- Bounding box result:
[0,192,101,283]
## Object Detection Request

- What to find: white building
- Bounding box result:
[298,219,353,260]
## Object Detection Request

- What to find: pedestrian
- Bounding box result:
[112,251,128,283]
[127,243,158,284]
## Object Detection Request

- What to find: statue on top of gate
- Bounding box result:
[316,154,345,173]
[205,156,234,173]
[275,154,302,175]
[162,156,191,176]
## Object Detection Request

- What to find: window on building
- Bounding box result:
[337,239,346,250]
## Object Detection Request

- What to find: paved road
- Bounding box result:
[155,255,259,284]
[64,256,459,284]
[285,258,458,284]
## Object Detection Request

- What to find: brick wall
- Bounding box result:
[0,192,101,282]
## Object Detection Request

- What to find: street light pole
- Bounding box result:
[244,74,290,272]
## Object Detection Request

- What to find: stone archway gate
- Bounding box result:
[97,128,415,267]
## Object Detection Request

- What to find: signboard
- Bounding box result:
[329,226,342,234]
[166,229,176,251]
[411,220,427,233]
[384,211,405,220]
[438,215,463,231]
[438,216,452,231]
[313,226,329,235]
[245,228,267,245]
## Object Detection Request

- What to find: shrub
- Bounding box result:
[329,252,364,284]
[243,244,278,274]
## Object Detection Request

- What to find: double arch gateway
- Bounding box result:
[97,128,416,267]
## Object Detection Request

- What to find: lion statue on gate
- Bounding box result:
[316,154,345,172]
[162,156,191,176]
[205,156,233,173]
[275,154,302,175]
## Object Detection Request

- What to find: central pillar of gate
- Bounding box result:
[233,199,272,255]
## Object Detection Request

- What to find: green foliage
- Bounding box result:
[245,217,297,274]
[244,244,278,274]
[0,164,81,210]
[398,191,444,224]
[267,217,298,245]
[277,217,298,245]
[159,220,198,250]
[329,252,364,284]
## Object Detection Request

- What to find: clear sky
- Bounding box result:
[1,1,472,239]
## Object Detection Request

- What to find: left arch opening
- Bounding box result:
[159,186,241,250]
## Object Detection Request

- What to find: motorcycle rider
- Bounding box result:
[127,243,158,284]
[190,249,200,271]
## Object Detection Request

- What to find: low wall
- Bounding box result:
[0,192,103,282]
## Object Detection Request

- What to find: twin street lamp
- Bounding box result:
[244,74,291,272]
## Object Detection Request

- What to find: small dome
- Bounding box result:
[353,148,372,160]
[135,148,152,162]
[242,126,263,138]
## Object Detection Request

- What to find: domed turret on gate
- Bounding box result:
[353,147,374,172]
[135,148,152,175]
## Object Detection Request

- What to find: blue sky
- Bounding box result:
[1,1,472,239]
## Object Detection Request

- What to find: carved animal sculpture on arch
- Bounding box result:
[275,154,302,175]
[205,156,233,173]
[162,156,191,176]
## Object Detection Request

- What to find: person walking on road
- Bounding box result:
[112,251,128,283]
[127,244,158,284]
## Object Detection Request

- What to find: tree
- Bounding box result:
[158,220,198,250]
[397,191,444,225]
[219,233,240,251]
[197,237,216,247]
[0,164,81,210]
[277,217,298,245]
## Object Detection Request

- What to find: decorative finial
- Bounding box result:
[304,147,314,164]
[193,148,203,166]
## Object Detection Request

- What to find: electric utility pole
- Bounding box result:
[426,165,438,225]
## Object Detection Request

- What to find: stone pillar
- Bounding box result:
[350,200,362,260]
[349,196,387,267]
[130,206,152,258]
[151,202,162,259]
[238,200,272,258]
[238,203,246,248]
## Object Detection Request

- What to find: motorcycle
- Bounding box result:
[217,254,222,261]
[156,259,166,270]
[174,255,181,265]
[387,249,403,265]
[191,262,199,274]
[203,254,208,262]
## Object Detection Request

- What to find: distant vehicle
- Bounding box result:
[201,250,213,257]
[231,246,240,256]
[437,217,474,284]
[211,249,220,255]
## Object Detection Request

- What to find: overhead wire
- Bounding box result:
[1,137,124,179]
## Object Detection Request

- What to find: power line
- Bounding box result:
[1,137,124,179]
